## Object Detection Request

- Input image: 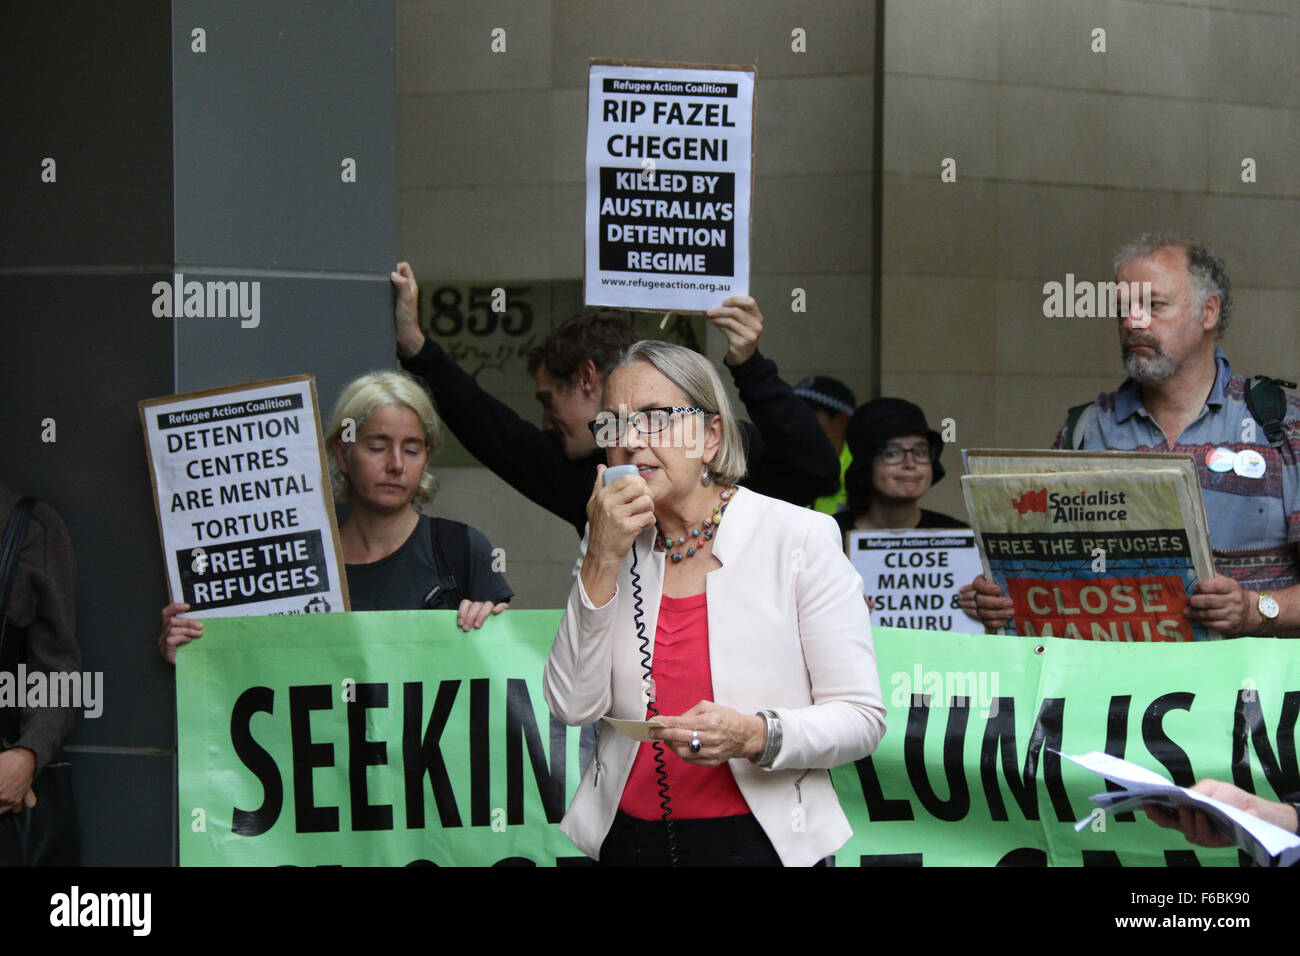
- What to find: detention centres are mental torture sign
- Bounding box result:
[139,375,349,616]
[584,60,755,313]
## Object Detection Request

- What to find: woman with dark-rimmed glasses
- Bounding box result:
[544,340,885,866]
[835,397,966,539]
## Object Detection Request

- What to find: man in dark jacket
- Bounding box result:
[0,488,80,864]
[390,263,840,536]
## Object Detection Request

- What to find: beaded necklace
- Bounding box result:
[655,485,735,562]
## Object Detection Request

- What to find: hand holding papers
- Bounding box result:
[1065,751,1300,867]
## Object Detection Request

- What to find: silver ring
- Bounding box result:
[689,731,701,754]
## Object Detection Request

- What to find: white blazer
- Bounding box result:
[543,486,886,866]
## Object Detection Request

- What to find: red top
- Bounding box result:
[618,592,751,820]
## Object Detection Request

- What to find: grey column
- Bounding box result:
[0,0,396,865]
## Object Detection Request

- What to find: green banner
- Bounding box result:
[178,610,582,866]
[833,628,1297,866]
[178,613,1300,866]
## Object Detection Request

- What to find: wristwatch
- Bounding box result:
[1257,592,1280,628]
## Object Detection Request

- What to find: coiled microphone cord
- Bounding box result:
[630,539,679,866]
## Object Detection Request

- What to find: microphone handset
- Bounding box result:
[601,464,679,864]
[600,463,640,486]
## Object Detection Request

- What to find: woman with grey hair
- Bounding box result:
[544,341,885,866]
[160,370,512,661]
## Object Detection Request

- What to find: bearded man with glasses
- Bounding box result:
[965,234,1300,639]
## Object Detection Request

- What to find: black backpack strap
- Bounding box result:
[1245,376,1296,450]
[1062,402,1094,450]
[426,517,471,609]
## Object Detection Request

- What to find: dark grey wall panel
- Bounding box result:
[68,751,174,866]
[171,0,397,272]
[173,274,396,414]
[2,0,397,867]
[0,2,173,268]
[0,274,177,749]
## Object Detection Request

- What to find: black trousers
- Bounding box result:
[0,755,78,866]
[598,809,784,867]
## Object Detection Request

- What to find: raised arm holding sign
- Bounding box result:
[393,265,840,532]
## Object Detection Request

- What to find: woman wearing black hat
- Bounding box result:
[835,397,967,539]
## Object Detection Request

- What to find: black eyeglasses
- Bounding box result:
[878,444,933,464]
[588,407,711,446]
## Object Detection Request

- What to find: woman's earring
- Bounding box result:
[700,467,712,487]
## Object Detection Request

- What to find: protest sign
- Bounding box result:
[584,59,755,313]
[848,529,984,634]
[964,448,1214,575]
[963,460,1217,641]
[178,613,1293,867]
[964,448,1212,557]
[140,375,349,617]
